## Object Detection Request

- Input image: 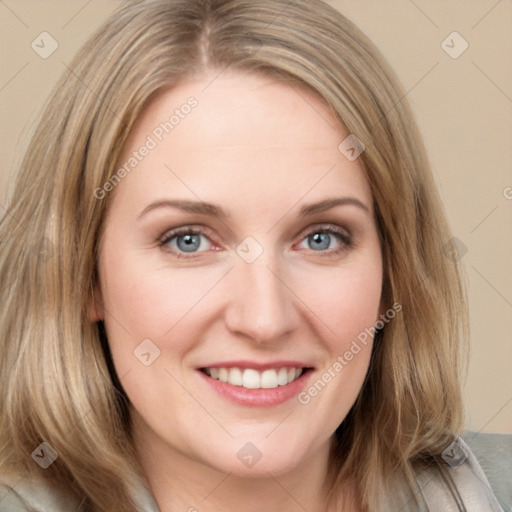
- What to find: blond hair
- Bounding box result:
[0,0,468,510]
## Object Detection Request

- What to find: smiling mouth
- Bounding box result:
[200,367,311,389]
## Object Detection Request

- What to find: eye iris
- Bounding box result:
[177,234,201,252]
[309,232,330,250]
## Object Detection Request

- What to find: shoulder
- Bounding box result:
[0,485,29,512]
[0,473,82,512]
[415,432,511,511]
[463,431,512,510]
[0,472,159,512]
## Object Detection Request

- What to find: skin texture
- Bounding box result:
[95,73,383,511]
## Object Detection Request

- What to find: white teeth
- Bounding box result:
[242,369,261,389]
[277,368,289,385]
[261,369,278,389]
[229,367,243,386]
[204,366,305,389]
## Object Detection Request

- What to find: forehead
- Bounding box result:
[138,72,340,146]
[111,72,373,218]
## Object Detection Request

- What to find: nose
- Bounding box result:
[223,254,299,344]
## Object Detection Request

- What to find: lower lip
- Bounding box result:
[198,369,312,407]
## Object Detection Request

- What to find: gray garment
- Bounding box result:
[0,433,509,511]
[412,435,509,512]
[462,431,512,511]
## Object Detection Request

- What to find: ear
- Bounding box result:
[87,282,104,322]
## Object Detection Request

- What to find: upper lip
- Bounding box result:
[199,360,314,371]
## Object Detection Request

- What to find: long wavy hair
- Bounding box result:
[0,0,468,510]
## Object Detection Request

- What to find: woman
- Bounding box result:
[0,0,505,510]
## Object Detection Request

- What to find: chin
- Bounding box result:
[195,434,318,478]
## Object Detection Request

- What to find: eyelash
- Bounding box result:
[159,224,354,260]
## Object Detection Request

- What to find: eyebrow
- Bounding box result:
[138,199,228,220]
[137,196,370,220]
[298,197,369,216]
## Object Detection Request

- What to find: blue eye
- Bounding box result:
[307,232,331,250]
[160,225,352,260]
[161,229,212,255]
[298,227,352,253]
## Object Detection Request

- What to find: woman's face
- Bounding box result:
[96,73,383,477]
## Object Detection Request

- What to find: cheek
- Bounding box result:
[292,261,382,429]
[99,253,227,356]
[299,260,383,348]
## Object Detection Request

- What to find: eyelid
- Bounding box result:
[294,223,354,255]
[158,225,217,257]
[160,224,214,243]
[297,222,352,241]
[159,222,354,259]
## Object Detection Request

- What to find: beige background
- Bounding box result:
[0,1,510,434]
